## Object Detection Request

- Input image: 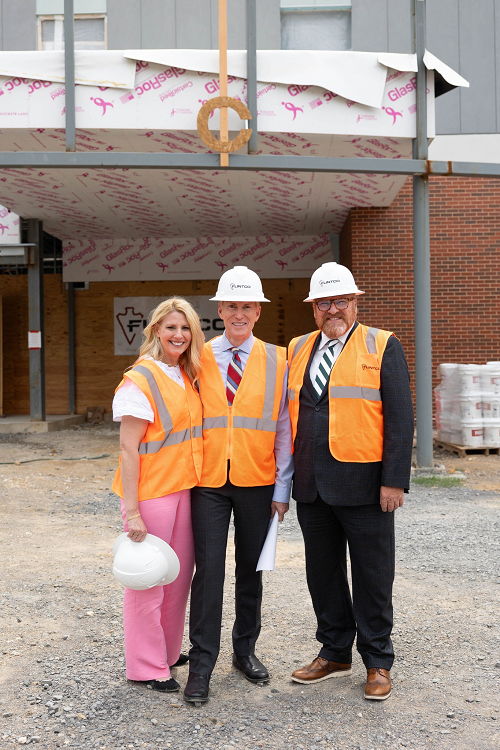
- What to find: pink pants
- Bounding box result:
[120,490,194,681]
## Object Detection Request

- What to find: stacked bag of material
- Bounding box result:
[435,362,500,447]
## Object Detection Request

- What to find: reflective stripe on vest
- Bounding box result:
[263,343,279,422]
[288,323,393,463]
[365,327,379,354]
[134,365,199,456]
[233,416,277,432]
[203,415,228,430]
[112,359,203,500]
[329,386,382,402]
[202,342,280,433]
[198,337,287,487]
[290,333,310,363]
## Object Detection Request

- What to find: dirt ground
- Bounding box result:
[0,423,499,750]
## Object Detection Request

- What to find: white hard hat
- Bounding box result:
[112,533,180,590]
[304,262,364,302]
[210,266,270,302]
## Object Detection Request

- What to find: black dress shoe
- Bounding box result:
[183,672,210,703]
[232,653,270,683]
[171,653,189,667]
[147,677,180,693]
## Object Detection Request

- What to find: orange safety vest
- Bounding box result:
[288,323,393,463]
[198,337,287,487]
[112,359,203,500]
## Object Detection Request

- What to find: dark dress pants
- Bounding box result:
[297,496,395,670]
[189,479,274,674]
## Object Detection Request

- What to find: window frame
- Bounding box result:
[37,13,108,51]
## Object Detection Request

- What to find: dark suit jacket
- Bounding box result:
[292,321,414,506]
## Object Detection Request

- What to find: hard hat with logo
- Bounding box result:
[304,262,364,302]
[210,265,270,302]
[112,533,180,590]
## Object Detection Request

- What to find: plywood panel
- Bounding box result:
[0,275,317,415]
[0,275,70,415]
[74,277,311,412]
[0,276,30,414]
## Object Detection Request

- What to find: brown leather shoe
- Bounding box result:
[291,656,352,684]
[364,668,392,700]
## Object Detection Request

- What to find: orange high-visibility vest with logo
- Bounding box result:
[288,324,393,463]
[112,359,203,500]
[198,337,287,487]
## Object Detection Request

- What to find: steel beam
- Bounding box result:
[246,0,258,154]
[412,0,433,468]
[64,0,76,152]
[0,150,499,176]
[0,151,426,173]
[27,219,46,422]
[68,282,75,415]
[429,160,500,176]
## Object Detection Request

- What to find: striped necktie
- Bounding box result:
[226,347,243,405]
[313,340,338,399]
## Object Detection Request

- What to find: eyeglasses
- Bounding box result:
[314,298,354,312]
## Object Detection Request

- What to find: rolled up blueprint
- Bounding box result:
[256,511,279,572]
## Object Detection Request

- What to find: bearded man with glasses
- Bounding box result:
[287,262,414,701]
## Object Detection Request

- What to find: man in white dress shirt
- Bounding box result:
[184,266,293,704]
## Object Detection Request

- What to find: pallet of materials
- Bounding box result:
[434,362,500,450]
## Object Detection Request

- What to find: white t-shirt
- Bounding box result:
[112,357,185,423]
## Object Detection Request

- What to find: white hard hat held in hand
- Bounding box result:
[304,262,364,302]
[112,533,180,590]
[210,265,270,302]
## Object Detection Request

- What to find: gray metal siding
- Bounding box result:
[139,0,177,49]
[427,0,460,134]
[107,0,280,50]
[456,0,496,133]
[107,0,142,49]
[0,0,280,51]
[1,0,37,50]
[387,0,411,53]
[351,0,387,51]
[353,0,500,134]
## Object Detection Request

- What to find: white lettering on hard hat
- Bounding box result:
[229,283,251,289]
[319,279,340,285]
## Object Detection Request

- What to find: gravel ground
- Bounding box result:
[0,424,499,750]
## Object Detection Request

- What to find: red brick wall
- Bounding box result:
[343,176,500,407]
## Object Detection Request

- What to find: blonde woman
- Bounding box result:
[112,297,204,692]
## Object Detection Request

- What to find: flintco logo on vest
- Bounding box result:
[319,279,340,285]
[230,283,251,289]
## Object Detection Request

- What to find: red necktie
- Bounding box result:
[226,348,243,405]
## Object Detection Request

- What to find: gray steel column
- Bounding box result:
[68,282,76,414]
[64,0,76,152]
[246,0,258,154]
[27,220,46,421]
[412,0,433,467]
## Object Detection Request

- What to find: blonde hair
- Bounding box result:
[136,297,205,385]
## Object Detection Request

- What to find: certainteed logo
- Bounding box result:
[319,279,340,286]
[230,283,251,290]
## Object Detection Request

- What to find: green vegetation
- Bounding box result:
[412,476,465,488]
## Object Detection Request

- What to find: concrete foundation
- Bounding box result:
[0,415,85,434]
